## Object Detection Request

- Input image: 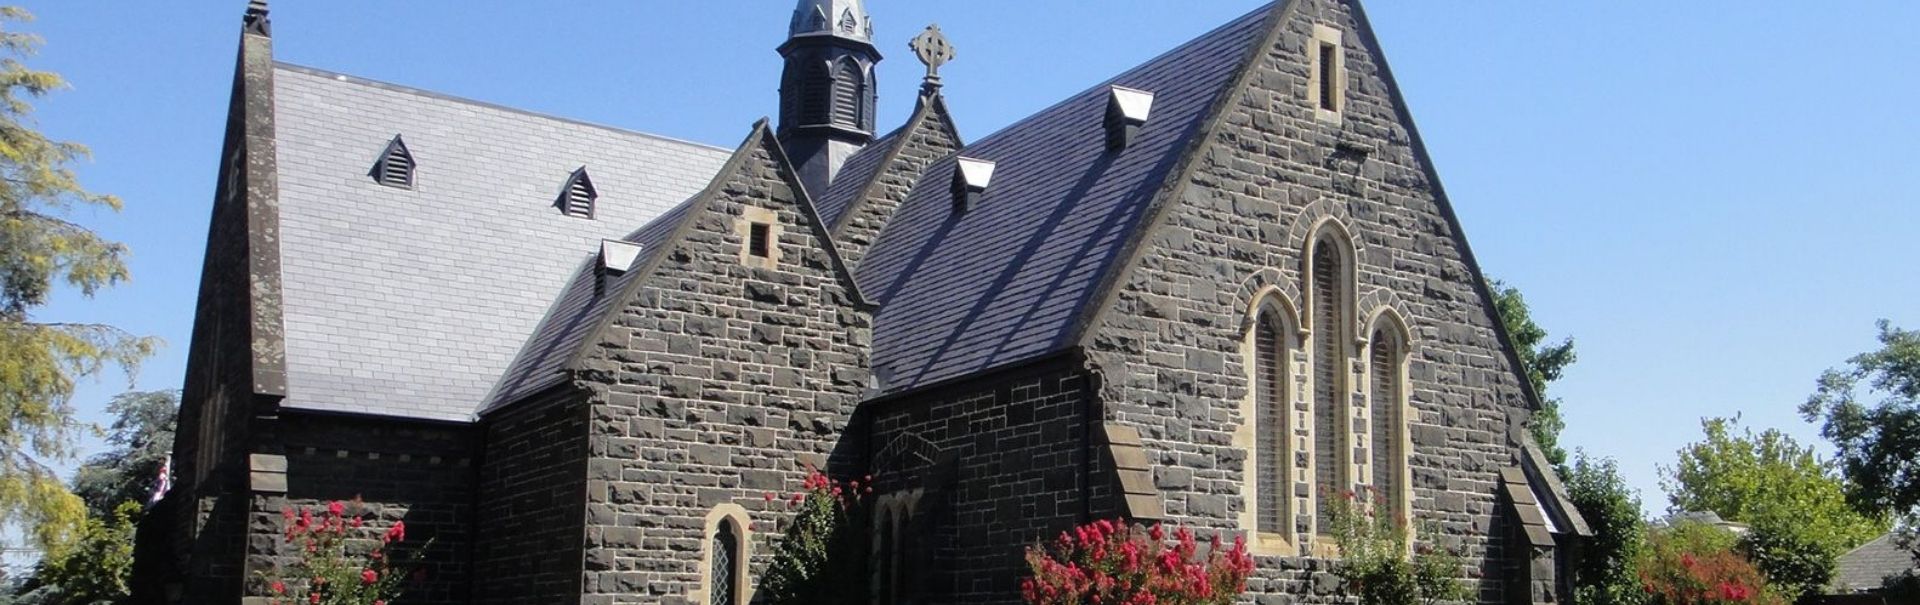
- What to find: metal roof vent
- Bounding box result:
[1105,86,1155,150]
[370,135,415,189]
[596,238,643,295]
[558,167,598,219]
[951,157,996,212]
[599,239,643,274]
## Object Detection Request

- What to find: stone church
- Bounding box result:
[136,1,1591,604]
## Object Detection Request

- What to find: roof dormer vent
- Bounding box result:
[1105,86,1156,150]
[596,238,643,294]
[600,239,643,274]
[558,167,598,219]
[951,157,996,212]
[371,135,415,189]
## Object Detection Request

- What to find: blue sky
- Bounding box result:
[21,1,1919,511]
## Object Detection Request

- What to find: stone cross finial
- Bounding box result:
[910,24,955,91]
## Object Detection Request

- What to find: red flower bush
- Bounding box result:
[1636,523,1784,605]
[1020,519,1254,605]
[262,499,429,605]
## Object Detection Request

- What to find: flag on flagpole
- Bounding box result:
[149,454,172,506]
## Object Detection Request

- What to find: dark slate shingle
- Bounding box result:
[856,3,1275,394]
[815,127,905,230]
[480,197,700,413]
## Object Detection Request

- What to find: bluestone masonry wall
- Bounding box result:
[570,130,871,605]
[1085,0,1534,601]
[474,391,591,605]
[865,360,1099,604]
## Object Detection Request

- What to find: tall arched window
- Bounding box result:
[709,520,741,605]
[1254,306,1291,535]
[831,59,865,129]
[1309,237,1351,534]
[1370,323,1408,524]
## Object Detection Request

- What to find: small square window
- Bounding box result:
[748,222,772,258]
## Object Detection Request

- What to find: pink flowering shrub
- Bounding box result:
[261,499,429,605]
[1020,519,1255,605]
[760,467,874,605]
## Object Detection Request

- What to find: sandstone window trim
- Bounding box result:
[692,504,753,605]
[736,206,784,270]
[1364,307,1415,534]
[1237,287,1304,556]
[1308,24,1345,124]
[1303,219,1359,552]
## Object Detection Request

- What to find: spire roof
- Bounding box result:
[789,0,872,43]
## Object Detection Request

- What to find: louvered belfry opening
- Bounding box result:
[1371,326,1404,522]
[1311,240,1346,532]
[1255,309,1289,535]
[831,58,864,129]
[559,168,597,218]
[372,135,414,189]
[1318,42,1338,111]
[710,521,738,605]
[800,60,831,124]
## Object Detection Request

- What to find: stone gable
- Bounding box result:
[569,126,871,604]
[831,96,964,269]
[1083,0,1541,599]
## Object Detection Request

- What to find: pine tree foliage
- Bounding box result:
[0,7,154,555]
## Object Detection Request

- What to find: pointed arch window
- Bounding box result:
[831,59,865,129]
[709,520,740,605]
[371,135,414,189]
[1254,305,1293,536]
[1369,321,1409,525]
[558,167,597,219]
[1309,235,1353,535]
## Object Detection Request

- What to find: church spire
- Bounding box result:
[778,0,881,195]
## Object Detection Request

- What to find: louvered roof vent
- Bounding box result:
[1105,86,1156,150]
[558,167,598,219]
[370,135,415,189]
[951,157,996,212]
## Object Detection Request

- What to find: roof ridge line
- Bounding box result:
[274,61,733,153]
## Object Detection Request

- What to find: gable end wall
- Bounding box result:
[571,133,871,604]
[1085,0,1532,600]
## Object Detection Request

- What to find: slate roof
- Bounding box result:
[480,195,700,413]
[815,127,903,230]
[272,63,730,421]
[856,4,1275,393]
[1835,533,1913,592]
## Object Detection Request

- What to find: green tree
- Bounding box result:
[0,7,154,555]
[4,501,139,605]
[1564,451,1648,605]
[1800,320,1920,518]
[70,390,176,517]
[1661,417,1886,600]
[1489,278,1578,467]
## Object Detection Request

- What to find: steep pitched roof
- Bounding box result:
[480,198,697,413]
[855,4,1277,394]
[484,121,866,414]
[815,127,903,229]
[1835,533,1913,592]
[272,64,730,421]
